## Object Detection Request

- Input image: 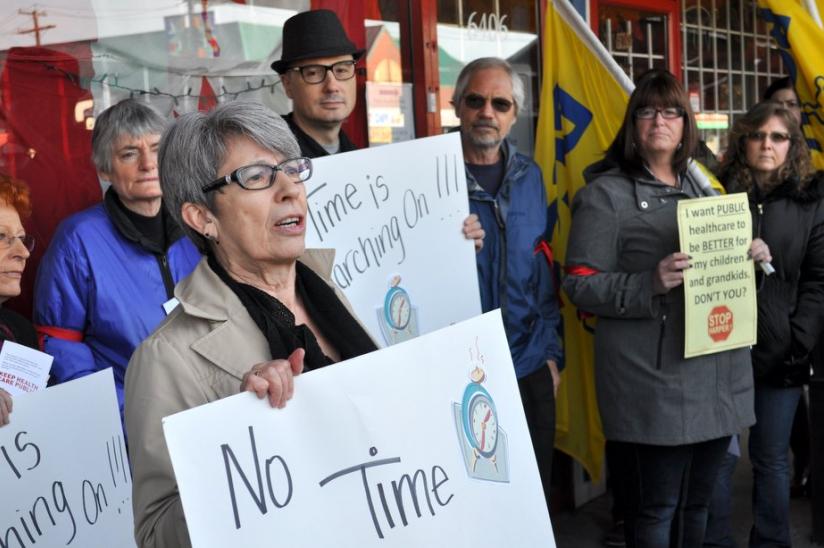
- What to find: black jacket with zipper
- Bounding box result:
[725,171,824,383]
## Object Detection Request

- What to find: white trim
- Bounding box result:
[803,0,824,29]
[550,0,635,94]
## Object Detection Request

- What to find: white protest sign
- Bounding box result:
[304,133,481,346]
[0,341,53,396]
[0,369,135,547]
[163,310,554,548]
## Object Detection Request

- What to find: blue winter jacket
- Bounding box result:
[34,189,201,423]
[466,138,563,379]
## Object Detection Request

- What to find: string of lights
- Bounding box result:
[40,61,283,105]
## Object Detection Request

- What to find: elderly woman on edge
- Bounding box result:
[34,99,201,426]
[563,69,770,548]
[0,176,37,427]
[125,101,377,548]
[715,101,824,547]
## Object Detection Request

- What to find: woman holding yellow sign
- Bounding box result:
[715,101,824,548]
[564,69,769,548]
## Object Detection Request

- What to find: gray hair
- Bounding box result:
[91,99,166,173]
[451,57,525,114]
[158,101,300,252]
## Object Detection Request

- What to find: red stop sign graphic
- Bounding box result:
[708,305,734,342]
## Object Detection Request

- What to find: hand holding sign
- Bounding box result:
[241,349,305,409]
[653,252,691,295]
[0,387,10,426]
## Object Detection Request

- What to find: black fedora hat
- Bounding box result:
[271,10,365,74]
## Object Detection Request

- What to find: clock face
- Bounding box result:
[387,289,411,329]
[469,394,498,457]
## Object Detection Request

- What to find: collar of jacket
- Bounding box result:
[732,171,824,205]
[103,186,183,254]
[464,137,529,199]
[282,112,357,158]
[175,248,336,322]
[172,248,337,380]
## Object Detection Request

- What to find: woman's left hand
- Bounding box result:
[241,348,305,409]
[749,238,772,265]
[0,387,12,427]
[463,214,485,253]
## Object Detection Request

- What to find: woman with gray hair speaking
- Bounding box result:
[124,101,377,548]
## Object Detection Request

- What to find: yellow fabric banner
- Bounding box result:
[758,0,824,168]
[533,0,634,482]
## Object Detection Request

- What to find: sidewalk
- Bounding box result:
[552,438,819,547]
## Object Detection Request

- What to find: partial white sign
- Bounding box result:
[0,341,52,395]
[305,133,482,346]
[163,311,554,548]
[0,369,135,547]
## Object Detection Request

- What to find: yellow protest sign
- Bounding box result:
[678,193,757,358]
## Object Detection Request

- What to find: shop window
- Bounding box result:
[0,0,309,314]
[682,0,785,155]
[364,2,416,146]
[596,4,670,83]
[435,0,540,154]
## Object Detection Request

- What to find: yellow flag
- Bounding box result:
[534,0,633,483]
[758,0,824,168]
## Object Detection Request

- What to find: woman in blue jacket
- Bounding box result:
[34,100,200,425]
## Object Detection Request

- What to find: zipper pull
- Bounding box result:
[757,203,764,215]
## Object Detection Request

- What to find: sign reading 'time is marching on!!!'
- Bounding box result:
[304,133,481,347]
[162,311,555,548]
[0,369,136,548]
[678,193,757,358]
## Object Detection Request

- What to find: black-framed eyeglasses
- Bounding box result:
[462,93,514,113]
[288,60,356,84]
[0,233,35,252]
[203,157,313,193]
[746,131,791,144]
[634,106,686,119]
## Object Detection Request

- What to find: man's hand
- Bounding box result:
[547,360,561,397]
[462,213,485,253]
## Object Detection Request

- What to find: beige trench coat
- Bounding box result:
[125,249,369,548]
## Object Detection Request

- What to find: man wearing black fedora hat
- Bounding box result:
[272,9,365,158]
[272,9,487,251]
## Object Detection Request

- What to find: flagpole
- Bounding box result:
[803,0,824,28]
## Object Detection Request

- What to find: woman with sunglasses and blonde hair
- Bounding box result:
[715,100,824,547]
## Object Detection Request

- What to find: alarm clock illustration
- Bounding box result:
[452,355,510,483]
[461,372,499,470]
[376,274,419,345]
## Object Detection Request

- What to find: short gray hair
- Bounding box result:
[158,101,301,252]
[451,57,525,114]
[91,99,166,173]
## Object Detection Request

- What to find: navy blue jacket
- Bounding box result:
[34,189,201,423]
[467,138,563,378]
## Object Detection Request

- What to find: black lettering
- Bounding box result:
[28,495,56,535]
[81,480,107,525]
[221,426,268,529]
[430,465,454,506]
[264,455,293,508]
[14,433,40,472]
[52,481,77,544]
[391,469,435,525]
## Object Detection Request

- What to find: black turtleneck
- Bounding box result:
[113,196,167,250]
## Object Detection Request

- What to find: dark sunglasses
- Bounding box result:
[463,94,514,113]
[746,131,791,144]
